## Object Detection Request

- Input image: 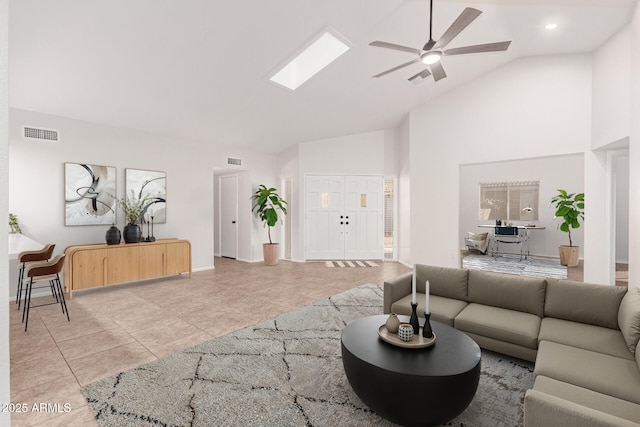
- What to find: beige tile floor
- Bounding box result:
[8,257,410,426]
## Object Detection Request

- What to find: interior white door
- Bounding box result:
[220,174,238,259]
[305,176,345,260]
[305,175,383,260]
[344,176,384,260]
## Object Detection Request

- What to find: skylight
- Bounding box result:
[269,29,351,91]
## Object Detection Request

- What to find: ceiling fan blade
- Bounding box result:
[430,61,447,82]
[373,58,421,78]
[369,41,423,56]
[432,7,482,50]
[408,68,432,85]
[444,41,512,56]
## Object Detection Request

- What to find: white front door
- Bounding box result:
[306,175,345,260]
[344,176,384,260]
[220,174,238,259]
[305,175,383,260]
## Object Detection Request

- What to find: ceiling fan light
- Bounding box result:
[421,51,441,65]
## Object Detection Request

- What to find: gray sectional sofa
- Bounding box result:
[383,265,640,426]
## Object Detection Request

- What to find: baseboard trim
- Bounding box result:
[193,266,214,272]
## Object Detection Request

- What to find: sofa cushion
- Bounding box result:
[534,341,640,405]
[544,278,626,329]
[618,287,640,355]
[524,388,640,427]
[455,303,541,349]
[389,293,468,326]
[389,293,416,317]
[539,317,633,360]
[416,264,468,300]
[530,376,640,425]
[427,295,468,327]
[467,270,546,317]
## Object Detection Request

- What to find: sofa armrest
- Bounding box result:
[524,389,639,427]
[383,272,412,314]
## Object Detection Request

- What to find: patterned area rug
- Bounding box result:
[463,253,567,279]
[82,285,534,426]
[325,260,379,267]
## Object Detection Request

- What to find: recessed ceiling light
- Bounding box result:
[269,29,351,91]
[545,23,558,30]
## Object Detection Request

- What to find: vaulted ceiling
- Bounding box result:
[9,0,636,154]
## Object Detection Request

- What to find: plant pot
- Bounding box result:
[263,243,279,266]
[105,225,121,245]
[123,223,141,244]
[559,245,580,267]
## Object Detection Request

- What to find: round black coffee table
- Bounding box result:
[341,315,481,427]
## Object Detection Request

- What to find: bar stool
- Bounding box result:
[16,243,55,310]
[22,254,69,331]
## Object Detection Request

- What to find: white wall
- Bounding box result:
[410,54,592,268]
[459,154,584,258]
[397,116,411,264]
[629,4,640,289]
[8,109,280,275]
[299,130,387,174]
[0,0,11,423]
[584,18,634,284]
[277,144,302,261]
[592,25,631,150]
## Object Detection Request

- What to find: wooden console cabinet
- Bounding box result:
[63,239,191,298]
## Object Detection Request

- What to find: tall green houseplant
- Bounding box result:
[549,189,584,267]
[549,189,584,247]
[251,184,287,244]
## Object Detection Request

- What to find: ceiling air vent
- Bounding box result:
[23,126,60,142]
[226,157,242,167]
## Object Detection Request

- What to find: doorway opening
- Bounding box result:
[384,179,395,260]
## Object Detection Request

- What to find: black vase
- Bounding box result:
[105,225,121,245]
[123,223,141,243]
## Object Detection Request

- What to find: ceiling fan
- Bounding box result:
[370,0,511,83]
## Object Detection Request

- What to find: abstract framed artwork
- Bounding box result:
[65,162,117,226]
[125,168,167,223]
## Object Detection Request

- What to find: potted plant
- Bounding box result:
[549,189,584,267]
[8,213,22,233]
[118,190,148,243]
[251,184,287,265]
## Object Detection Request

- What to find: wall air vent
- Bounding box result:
[226,157,243,167]
[23,126,60,142]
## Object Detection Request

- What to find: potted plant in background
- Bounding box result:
[549,189,584,267]
[119,190,148,243]
[8,213,22,234]
[252,184,287,265]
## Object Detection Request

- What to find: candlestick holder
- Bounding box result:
[148,215,156,242]
[145,217,152,242]
[409,302,419,334]
[422,312,434,339]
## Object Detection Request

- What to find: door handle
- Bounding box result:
[232,221,236,224]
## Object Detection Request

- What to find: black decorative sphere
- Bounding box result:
[105,225,121,245]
